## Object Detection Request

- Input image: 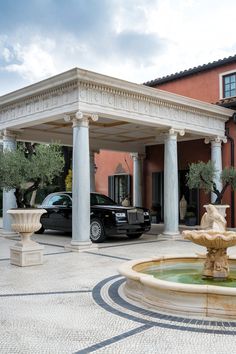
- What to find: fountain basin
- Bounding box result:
[119,256,236,319]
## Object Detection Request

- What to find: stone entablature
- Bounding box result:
[0,68,234,137]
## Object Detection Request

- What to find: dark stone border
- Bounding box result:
[0,289,92,298]
[74,324,152,354]
[94,238,165,250]
[45,251,72,256]
[92,275,236,335]
[85,251,130,261]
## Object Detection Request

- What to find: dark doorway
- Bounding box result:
[108,174,131,204]
[152,172,164,222]
[179,169,199,224]
[152,170,199,224]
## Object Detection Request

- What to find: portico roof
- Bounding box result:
[0,68,234,153]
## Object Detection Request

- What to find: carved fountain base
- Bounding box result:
[203,247,229,279]
[182,229,236,280]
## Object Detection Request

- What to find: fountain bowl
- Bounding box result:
[119,255,236,319]
[182,230,236,249]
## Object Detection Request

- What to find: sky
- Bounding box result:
[0,0,236,96]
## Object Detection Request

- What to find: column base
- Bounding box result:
[0,229,19,238]
[65,241,98,252]
[10,243,44,267]
[162,230,181,239]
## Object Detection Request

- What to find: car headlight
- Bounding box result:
[116,212,126,218]
[144,211,150,216]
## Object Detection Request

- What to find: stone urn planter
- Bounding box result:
[203,204,230,219]
[7,208,46,267]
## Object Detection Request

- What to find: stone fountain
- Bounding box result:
[183,204,236,280]
[119,205,236,319]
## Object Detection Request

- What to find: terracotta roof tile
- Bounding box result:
[144,55,236,87]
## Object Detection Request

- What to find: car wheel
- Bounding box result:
[35,226,45,234]
[127,233,143,239]
[90,218,106,243]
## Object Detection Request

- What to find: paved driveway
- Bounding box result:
[0,225,236,353]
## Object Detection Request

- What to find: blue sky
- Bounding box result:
[0,0,236,95]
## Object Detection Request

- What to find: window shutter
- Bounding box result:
[108,175,115,200]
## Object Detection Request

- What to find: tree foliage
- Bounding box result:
[0,144,64,208]
[65,169,72,191]
[187,161,236,204]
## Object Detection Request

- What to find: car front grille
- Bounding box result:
[127,209,144,224]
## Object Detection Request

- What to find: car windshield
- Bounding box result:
[91,194,117,206]
[44,194,72,207]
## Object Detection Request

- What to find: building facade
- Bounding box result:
[95,55,236,226]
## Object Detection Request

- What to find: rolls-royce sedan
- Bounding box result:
[37,192,151,243]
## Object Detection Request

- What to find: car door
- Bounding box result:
[43,194,72,231]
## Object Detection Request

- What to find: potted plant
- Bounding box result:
[0,143,64,266]
[186,160,236,218]
[0,143,64,208]
[187,161,236,203]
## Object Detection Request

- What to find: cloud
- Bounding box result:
[0,0,236,95]
[0,0,166,89]
[1,36,57,82]
[114,31,165,65]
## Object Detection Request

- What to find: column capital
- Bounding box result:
[204,136,227,145]
[162,128,185,141]
[169,128,185,137]
[130,152,146,160]
[64,111,98,128]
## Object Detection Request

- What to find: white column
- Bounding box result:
[90,150,97,193]
[131,153,143,207]
[205,136,226,203]
[163,128,184,236]
[65,112,98,251]
[211,139,222,203]
[2,130,17,235]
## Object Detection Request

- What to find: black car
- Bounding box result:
[37,192,151,243]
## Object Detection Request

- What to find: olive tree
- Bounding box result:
[0,144,64,208]
[186,160,236,204]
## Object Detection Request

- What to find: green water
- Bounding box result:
[143,262,236,287]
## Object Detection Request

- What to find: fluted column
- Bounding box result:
[131,153,144,207]
[64,112,98,251]
[205,136,227,203]
[2,130,17,236]
[163,128,185,236]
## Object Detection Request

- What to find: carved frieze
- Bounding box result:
[77,81,225,133]
[0,81,78,124]
[0,77,228,137]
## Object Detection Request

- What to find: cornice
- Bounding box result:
[77,79,231,123]
[0,68,79,105]
[0,67,234,122]
[74,68,234,119]
[0,80,78,110]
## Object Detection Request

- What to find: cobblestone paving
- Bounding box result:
[0,225,236,353]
